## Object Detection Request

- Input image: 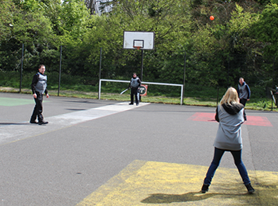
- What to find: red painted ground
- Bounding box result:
[189,112,273,127]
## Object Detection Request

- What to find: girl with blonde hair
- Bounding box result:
[201,87,255,194]
[220,87,239,105]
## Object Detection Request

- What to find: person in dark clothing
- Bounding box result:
[237,77,251,106]
[237,77,251,120]
[129,73,141,106]
[30,64,49,125]
[201,87,255,194]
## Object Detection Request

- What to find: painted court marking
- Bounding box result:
[189,112,273,127]
[0,97,35,106]
[0,102,150,144]
[76,160,278,206]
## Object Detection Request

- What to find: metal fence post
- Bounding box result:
[20,43,24,93]
[58,46,62,96]
[98,47,102,100]
[182,51,186,105]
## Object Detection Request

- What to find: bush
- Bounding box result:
[0,71,268,102]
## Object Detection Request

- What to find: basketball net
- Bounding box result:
[133,46,141,50]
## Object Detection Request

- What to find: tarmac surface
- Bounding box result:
[0,92,278,206]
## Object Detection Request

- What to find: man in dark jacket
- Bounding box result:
[237,77,251,106]
[129,73,141,106]
[30,64,49,125]
[237,77,251,121]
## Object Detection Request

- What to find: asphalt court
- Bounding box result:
[0,93,278,206]
[77,161,278,206]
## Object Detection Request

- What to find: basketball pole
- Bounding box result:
[140,49,144,102]
[98,47,102,100]
[58,45,62,96]
[140,49,144,81]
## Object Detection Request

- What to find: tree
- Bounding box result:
[250,3,278,86]
[82,0,192,82]
[251,3,278,57]
[0,0,16,42]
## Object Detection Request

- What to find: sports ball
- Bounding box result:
[210,16,214,21]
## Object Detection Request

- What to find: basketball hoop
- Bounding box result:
[133,46,142,50]
[133,39,144,50]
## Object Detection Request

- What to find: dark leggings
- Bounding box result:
[130,88,139,104]
[240,99,247,120]
[204,147,251,185]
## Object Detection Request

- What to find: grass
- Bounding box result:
[1,86,278,112]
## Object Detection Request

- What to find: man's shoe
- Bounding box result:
[30,121,37,124]
[245,183,255,194]
[38,121,48,125]
[129,103,133,105]
[201,184,209,193]
[136,103,139,106]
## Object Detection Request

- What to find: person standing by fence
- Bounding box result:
[237,77,251,106]
[129,73,141,106]
[237,77,251,120]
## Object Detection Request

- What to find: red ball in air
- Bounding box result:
[210,16,214,21]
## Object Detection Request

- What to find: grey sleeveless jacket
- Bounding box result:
[130,77,140,88]
[34,72,47,94]
[237,82,251,99]
[214,103,245,150]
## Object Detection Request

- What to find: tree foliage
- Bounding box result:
[0,0,277,90]
[251,3,278,56]
[0,0,16,41]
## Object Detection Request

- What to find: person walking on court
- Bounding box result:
[201,87,255,194]
[237,77,251,106]
[129,73,141,106]
[237,77,251,120]
[30,64,49,125]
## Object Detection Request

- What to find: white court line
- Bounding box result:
[0,102,150,145]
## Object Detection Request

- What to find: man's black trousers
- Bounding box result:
[240,98,247,121]
[240,98,247,106]
[30,92,44,122]
[130,88,139,105]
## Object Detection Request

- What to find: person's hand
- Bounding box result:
[33,93,37,99]
[46,94,49,98]
[247,99,250,101]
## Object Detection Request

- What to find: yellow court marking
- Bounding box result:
[77,160,278,206]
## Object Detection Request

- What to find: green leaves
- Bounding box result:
[0,0,277,90]
[0,0,16,41]
[251,3,278,56]
[228,4,260,52]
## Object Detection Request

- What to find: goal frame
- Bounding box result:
[98,79,184,105]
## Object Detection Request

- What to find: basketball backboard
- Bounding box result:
[123,31,155,50]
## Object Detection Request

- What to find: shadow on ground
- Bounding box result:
[141,179,278,205]
[0,123,29,126]
[141,191,218,203]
